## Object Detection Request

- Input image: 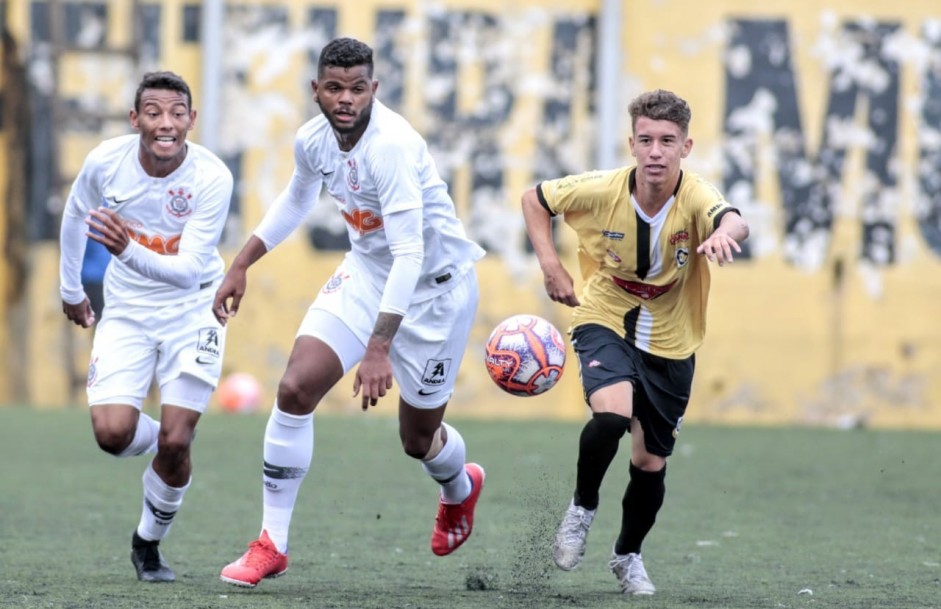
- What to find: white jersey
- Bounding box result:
[60,134,233,307]
[254,99,485,303]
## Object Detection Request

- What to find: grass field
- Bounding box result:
[1,406,940,609]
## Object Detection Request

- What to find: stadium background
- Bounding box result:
[0,0,939,428]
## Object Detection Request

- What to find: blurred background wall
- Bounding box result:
[0,0,939,427]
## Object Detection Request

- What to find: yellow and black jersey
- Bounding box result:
[536,166,738,359]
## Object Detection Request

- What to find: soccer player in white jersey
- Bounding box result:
[216,37,487,588]
[522,90,749,595]
[59,71,234,583]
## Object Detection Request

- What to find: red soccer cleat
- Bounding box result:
[220,530,288,588]
[431,463,486,556]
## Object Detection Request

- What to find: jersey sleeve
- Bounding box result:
[59,151,103,303]
[254,130,324,250]
[366,138,422,215]
[536,170,614,217]
[117,163,234,288]
[688,177,738,240]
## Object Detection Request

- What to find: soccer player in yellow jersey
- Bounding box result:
[521,89,749,596]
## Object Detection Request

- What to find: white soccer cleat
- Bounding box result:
[609,551,656,595]
[552,499,596,570]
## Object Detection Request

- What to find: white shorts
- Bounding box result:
[297,260,479,409]
[87,290,226,412]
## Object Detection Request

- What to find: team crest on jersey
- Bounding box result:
[322,271,350,294]
[421,359,452,386]
[87,356,99,387]
[346,158,361,192]
[675,247,689,268]
[166,188,193,218]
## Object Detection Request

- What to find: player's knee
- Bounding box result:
[276,376,319,415]
[593,411,632,438]
[92,425,135,456]
[400,429,435,460]
[155,429,192,462]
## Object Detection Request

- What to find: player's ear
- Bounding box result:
[129,109,140,131]
[681,137,693,158]
[188,109,197,132]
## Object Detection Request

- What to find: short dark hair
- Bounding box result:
[134,71,192,112]
[318,37,374,78]
[628,89,691,134]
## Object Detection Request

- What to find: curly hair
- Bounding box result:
[318,37,374,78]
[134,71,192,111]
[628,89,691,134]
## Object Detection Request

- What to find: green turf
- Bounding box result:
[1,407,939,608]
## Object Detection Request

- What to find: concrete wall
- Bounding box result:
[2,0,940,428]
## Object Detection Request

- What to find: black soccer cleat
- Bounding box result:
[131,532,176,582]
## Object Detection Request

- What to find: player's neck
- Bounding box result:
[632,170,681,216]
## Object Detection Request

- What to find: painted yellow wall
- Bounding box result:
[4,0,940,429]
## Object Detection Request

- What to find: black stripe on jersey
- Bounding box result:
[535,183,556,216]
[623,306,640,343]
[635,212,650,280]
[712,207,741,230]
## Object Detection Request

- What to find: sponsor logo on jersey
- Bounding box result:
[197,328,221,360]
[421,359,452,386]
[606,248,622,263]
[612,276,678,300]
[166,187,193,218]
[675,247,689,268]
[602,230,625,240]
[706,203,724,218]
[126,229,182,255]
[669,230,689,244]
[321,271,350,294]
[341,209,383,236]
[346,158,361,191]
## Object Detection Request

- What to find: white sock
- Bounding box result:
[261,404,314,554]
[137,463,190,541]
[118,413,159,457]
[422,423,471,504]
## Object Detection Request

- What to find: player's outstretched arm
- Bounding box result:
[696,212,750,267]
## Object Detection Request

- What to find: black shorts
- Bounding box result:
[572,324,695,457]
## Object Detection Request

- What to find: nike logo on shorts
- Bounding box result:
[418,388,442,396]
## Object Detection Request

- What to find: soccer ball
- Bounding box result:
[484,314,566,397]
[217,372,262,413]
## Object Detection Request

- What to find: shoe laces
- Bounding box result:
[610,553,648,582]
[242,538,281,568]
[559,505,594,544]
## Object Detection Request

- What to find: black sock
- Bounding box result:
[573,412,631,510]
[614,462,666,555]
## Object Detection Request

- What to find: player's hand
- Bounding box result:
[353,344,394,410]
[62,298,96,328]
[543,264,580,307]
[696,232,742,267]
[86,207,130,256]
[213,269,247,326]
